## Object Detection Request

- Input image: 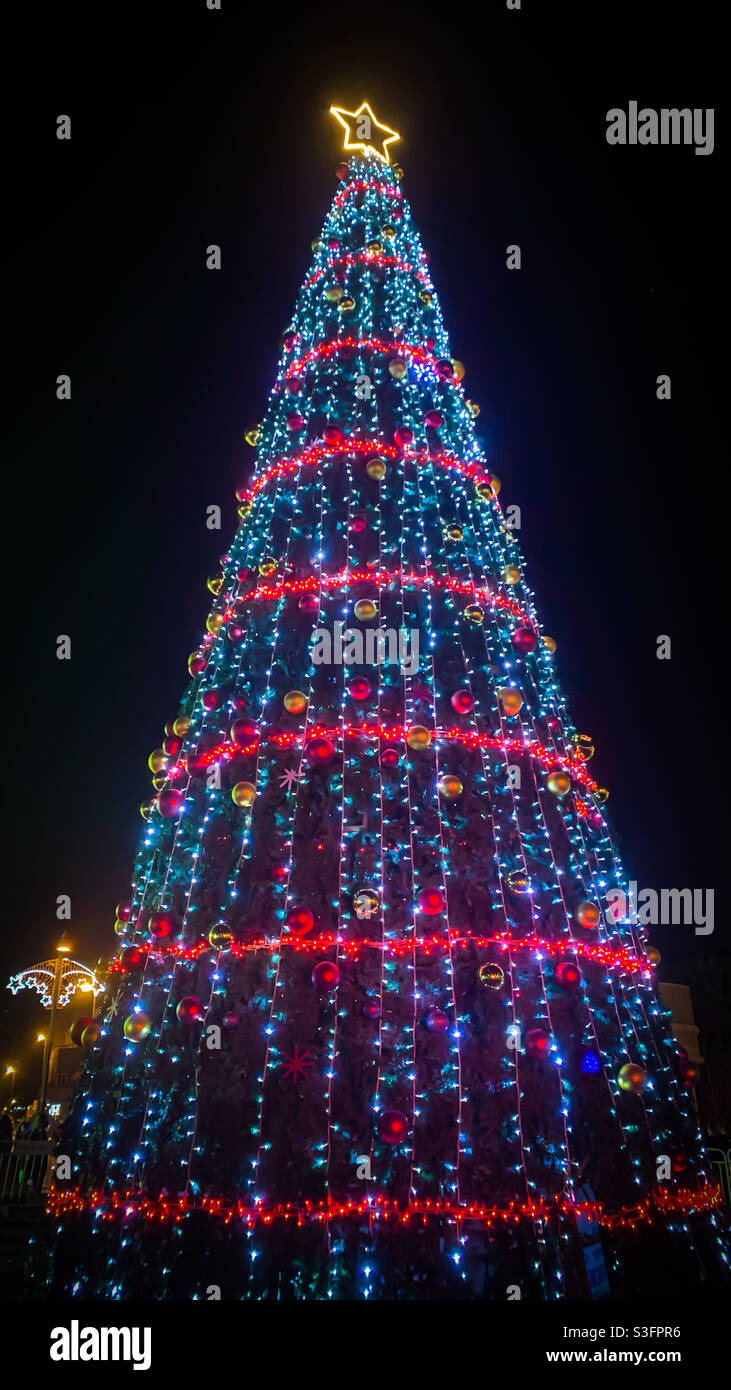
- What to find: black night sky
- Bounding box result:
[6,2,725,1101]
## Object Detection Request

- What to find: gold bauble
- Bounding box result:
[476,482,495,501]
[244,426,260,446]
[419,289,433,305]
[366,457,387,480]
[231,781,256,808]
[479,962,505,990]
[506,869,531,893]
[502,565,521,585]
[618,1062,647,1094]
[437,773,463,800]
[311,236,322,252]
[594,786,609,804]
[392,164,404,180]
[148,748,168,774]
[547,770,572,797]
[451,359,465,381]
[499,688,523,716]
[124,1013,151,1041]
[354,598,378,621]
[173,714,190,737]
[445,525,463,541]
[463,604,484,625]
[325,284,343,302]
[209,926,233,950]
[465,399,480,417]
[283,690,308,714]
[354,889,380,919]
[152,775,167,792]
[388,359,407,380]
[366,239,382,253]
[571,734,595,761]
[338,295,356,312]
[542,635,557,654]
[206,613,224,633]
[207,575,224,595]
[140,800,154,820]
[406,725,432,751]
[645,946,661,967]
[258,559,277,577]
[381,224,396,241]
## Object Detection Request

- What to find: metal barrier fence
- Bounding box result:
[706,1147,731,1209]
[0,1141,53,1205]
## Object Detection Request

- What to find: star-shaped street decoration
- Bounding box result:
[278,767,302,792]
[105,986,125,1018]
[281,1044,314,1082]
[329,102,400,165]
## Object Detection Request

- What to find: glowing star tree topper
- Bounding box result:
[329,101,400,164]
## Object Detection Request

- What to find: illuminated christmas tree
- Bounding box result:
[45,104,726,1300]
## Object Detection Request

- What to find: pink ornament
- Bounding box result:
[201,689,220,711]
[230,717,258,744]
[305,736,335,765]
[157,788,185,819]
[426,1008,449,1033]
[417,887,444,916]
[362,999,381,1019]
[287,414,305,432]
[176,996,204,1024]
[381,748,400,767]
[525,1028,551,1058]
[450,689,473,714]
[555,961,581,989]
[312,961,340,990]
[347,676,371,701]
[393,426,414,447]
[298,593,319,613]
[116,901,132,922]
[424,409,444,428]
[323,425,342,444]
[377,1110,409,1145]
[512,626,539,655]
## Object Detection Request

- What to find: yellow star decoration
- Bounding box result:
[329,102,400,165]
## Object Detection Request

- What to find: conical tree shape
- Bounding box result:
[45,145,726,1301]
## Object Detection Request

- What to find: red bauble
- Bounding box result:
[381,748,400,767]
[188,653,206,676]
[157,788,185,819]
[323,425,342,444]
[351,513,369,533]
[362,999,381,1019]
[424,409,444,428]
[228,624,244,643]
[81,1021,102,1049]
[450,689,473,714]
[237,566,255,584]
[69,1016,94,1047]
[347,677,372,701]
[305,736,335,765]
[298,593,319,613]
[436,358,453,380]
[286,906,315,936]
[222,1012,240,1028]
[377,1110,409,1145]
[162,735,181,757]
[272,864,288,882]
[671,1149,689,1173]
[282,332,298,351]
[312,961,340,990]
[512,626,539,654]
[148,910,174,940]
[285,376,303,394]
[525,1027,551,1058]
[394,426,414,447]
[176,996,204,1023]
[230,717,258,744]
[426,1008,449,1033]
[187,753,210,777]
[201,689,220,711]
[120,945,145,972]
[335,162,348,179]
[116,901,132,922]
[417,887,444,916]
[555,961,581,989]
[287,413,305,431]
